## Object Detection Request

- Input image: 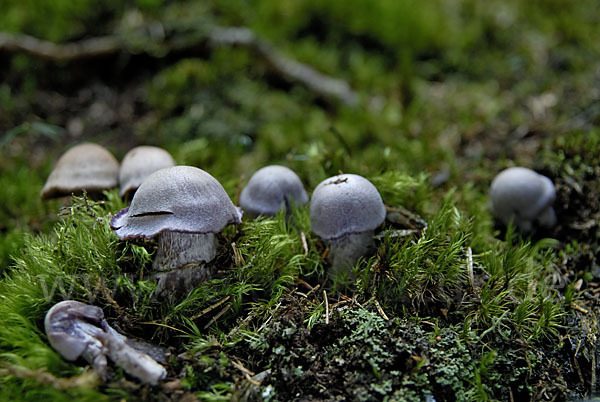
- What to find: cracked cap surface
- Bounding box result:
[111,165,242,239]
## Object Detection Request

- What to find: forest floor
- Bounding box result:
[1,1,600,401]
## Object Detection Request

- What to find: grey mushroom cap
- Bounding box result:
[41,143,119,200]
[490,167,557,230]
[119,146,176,197]
[310,174,386,240]
[239,165,309,216]
[111,165,242,240]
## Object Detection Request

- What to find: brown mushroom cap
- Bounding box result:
[111,166,242,239]
[119,146,176,197]
[41,143,119,200]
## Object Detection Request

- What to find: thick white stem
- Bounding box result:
[101,332,167,386]
[153,232,217,271]
[328,231,374,274]
[152,232,218,298]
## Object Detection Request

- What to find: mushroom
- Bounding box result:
[44,300,166,385]
[310,174,386,273]
[119,146,176,198]
[489,167,557,232]
[41,143,119,200]
[110,166,242,297]
[239,165,308,217]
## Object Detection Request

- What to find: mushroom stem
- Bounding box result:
[153,232,217,271]
[100,331,167,385]
[152,232,218,298]
[536,206,557,228]
[327,231,375,274]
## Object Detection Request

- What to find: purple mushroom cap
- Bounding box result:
[111,166,242,239]
[44,300,105,361]
[239,165,308,216]
[310,174,386,240]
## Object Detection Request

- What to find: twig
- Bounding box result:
[140,321,191,335]
[305,284,320,298]
[204,303,231,329]
[231,242,245,267]
[209,27,358,106]
[0,365,99,389]
[190,295,231,320]
[296,278,314,291]
[231,358,261,386]
[0,25,359,106]
[300,231,309,255]
[571,303,589,314]
[373,298,389,321]
[466,247,474,291]
[323,290,330,324]
[0,32,119,61]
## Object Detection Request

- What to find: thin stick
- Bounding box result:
[190,295,232,320]
[296,278,314,291]
[231,358,260,386]
[374,299,389,321]
[323,290,330,324]
[571,303,589,314]
[305,284,320,299]
[300,231,309,255]
[231,242,245,267]
[204,304,231,329]
[466,247,474,290]
[0,26,359,106]
[0,365,99,390]
[140,321,191,335]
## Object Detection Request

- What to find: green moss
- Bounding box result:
[2,0,600,399]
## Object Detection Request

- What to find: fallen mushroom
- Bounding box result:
[119,145,176,198]
[110,166,242,298]
[490,167,557,232]
[41,143,119,200]
[239,165,308,217]
[44,300,166,385]
[310,174,386,273]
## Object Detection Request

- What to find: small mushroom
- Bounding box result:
[239,165,308,217]
[41,143,119,200]
[44,300,166,385]
[489,167,557,232]
[310,174,386,273]
[119,146,176,198]
[110,166,242,297]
